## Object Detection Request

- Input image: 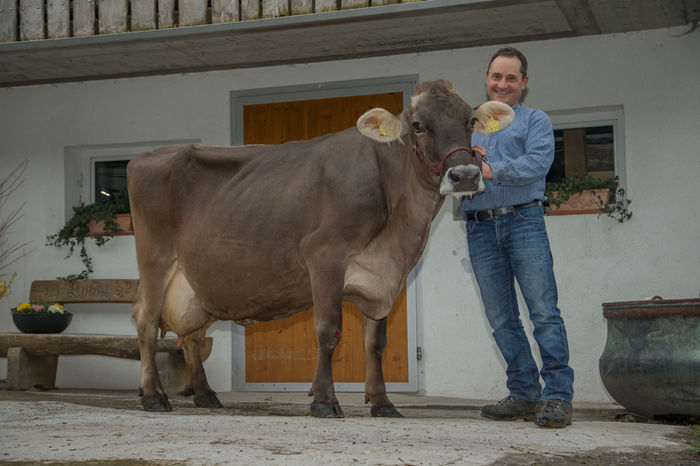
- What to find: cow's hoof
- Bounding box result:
[141,394,172,412]
[194,391,224,409]
[370,405,404,418]
[178,385,194,397]
[310,400,345,418]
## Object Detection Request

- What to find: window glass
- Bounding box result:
[94,160,129,208]
[546,125,614,184]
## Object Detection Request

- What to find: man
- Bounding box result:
[462,47,574,428]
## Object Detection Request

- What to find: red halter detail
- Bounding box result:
[414,145,482,176]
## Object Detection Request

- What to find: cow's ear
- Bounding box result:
[357,108,408,143]
[473,101,515,134]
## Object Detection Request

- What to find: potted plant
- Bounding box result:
[46,199,132,280]
[11,300,73,333]
[545,174,632,223]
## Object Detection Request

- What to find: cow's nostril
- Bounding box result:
[448,169,461,184]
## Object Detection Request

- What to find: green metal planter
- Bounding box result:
[599,298,700,421]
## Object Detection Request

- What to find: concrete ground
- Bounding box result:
[0,389,698,465]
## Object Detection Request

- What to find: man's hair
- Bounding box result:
[487,47,528,78]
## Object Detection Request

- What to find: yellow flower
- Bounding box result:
[0,273,15,300]
[48,304,64,314]
[17,302,32,311]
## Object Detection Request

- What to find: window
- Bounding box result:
[547,106,625,186]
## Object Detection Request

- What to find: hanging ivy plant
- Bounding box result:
[46,200,130,280]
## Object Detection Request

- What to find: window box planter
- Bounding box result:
[87,213,133,236]
[547,188,611,215]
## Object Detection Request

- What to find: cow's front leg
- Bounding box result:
[182,329,223,409]
[308,282,344,418]
[363,315,403,417]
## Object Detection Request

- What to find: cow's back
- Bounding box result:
[128,132,389,320]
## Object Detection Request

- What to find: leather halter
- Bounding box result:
[414,144,483,176]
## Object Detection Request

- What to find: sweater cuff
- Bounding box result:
[489,161,506,184]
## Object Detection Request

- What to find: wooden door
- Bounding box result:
[243,92,409,384]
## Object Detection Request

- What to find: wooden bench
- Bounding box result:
[0,279,213,393]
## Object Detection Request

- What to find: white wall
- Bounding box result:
[1,26,699,402]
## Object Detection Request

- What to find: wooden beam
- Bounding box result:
[179,0,208,26]
[263,0,289,18]
[0,333,213,361]
[212,0,238,23]
[131,0,157,31]
[290,0,312,15]
[555,0,601,35]
[73,0,96,37]
[158,0,176,28]
[99,0,128,34]
[29,279,140,303]
[19,0,44,40]
[47,0,70,38]
[0,0,17,42]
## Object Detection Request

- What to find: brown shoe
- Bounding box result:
[481,396,539,421]
[535,398,572,428]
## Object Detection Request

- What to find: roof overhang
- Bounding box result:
[0,0,697,87]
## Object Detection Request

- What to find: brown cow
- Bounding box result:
[127,80,513,417]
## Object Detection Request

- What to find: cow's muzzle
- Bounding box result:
[439,147,485,197]
[440,163,485,197]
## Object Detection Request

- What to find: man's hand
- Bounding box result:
[472,145,493,180]
[481,161,493,180]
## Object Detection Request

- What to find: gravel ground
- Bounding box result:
[0,389,698,465]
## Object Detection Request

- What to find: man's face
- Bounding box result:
[486,56,528,107]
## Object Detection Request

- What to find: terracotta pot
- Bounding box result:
[548,189,611,215]
[87,213,133,236]
[12,313,73,333]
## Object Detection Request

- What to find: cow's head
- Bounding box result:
[356,80,514,198]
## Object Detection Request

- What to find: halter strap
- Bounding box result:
[414,145,482,176]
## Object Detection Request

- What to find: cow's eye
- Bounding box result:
[470,117,479,128]
[412,122,425,133]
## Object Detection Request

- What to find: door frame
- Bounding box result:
[229,75,420,392]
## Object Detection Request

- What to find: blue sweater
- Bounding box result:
[461,104,554,213]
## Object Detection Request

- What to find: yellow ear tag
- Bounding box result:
[486,118,501,134]
[378,123,389,137]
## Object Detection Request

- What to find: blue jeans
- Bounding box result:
[465,204,574,403]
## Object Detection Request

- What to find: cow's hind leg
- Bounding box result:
[132,295,172,412]
[363,315,403,417]
[182,330,223,408]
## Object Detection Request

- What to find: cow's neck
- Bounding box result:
[377,140,445,267]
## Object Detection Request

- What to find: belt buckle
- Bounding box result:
[481,209,495,221]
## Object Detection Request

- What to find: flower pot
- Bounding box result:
[548,189,611,215]
[599,298,700,421]
[87,213,133,236]
[12,312,73,334]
